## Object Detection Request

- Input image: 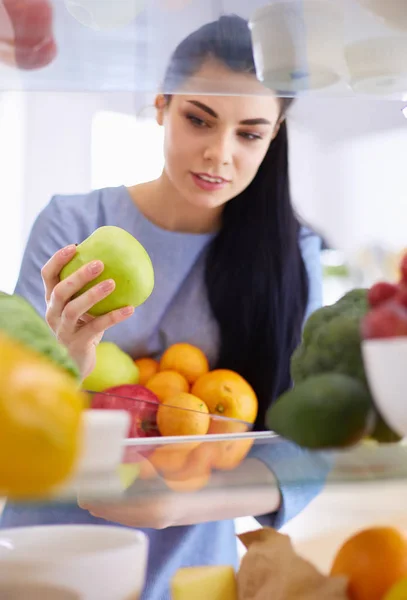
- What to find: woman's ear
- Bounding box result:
[155,94,167,126]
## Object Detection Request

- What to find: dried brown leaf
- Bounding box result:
[237,528,349,600]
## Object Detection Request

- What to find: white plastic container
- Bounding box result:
[0,525,148,599]
[249,0,345,93]
[346,36,407,95]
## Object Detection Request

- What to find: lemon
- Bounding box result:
[0,333,85,499]
[384,577,407,600]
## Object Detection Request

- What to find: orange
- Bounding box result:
[157,393,210,437]
[208,419,250,435]
[211,438,254,470]
[191,369,258,424]
[146,370,189,403]
[159,343,209,385]
[164,444,213,492]
[138,459,158,480]
[331,526,407,600]
[134,357,159,386]
[149,442,200,476]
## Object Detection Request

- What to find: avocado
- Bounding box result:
[267,373,376,449]
[0,292,80,381]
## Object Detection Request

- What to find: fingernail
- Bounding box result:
[89,260,103,275]
[99,279,115,292]
[62,245,76,256]
[121,306,134,316]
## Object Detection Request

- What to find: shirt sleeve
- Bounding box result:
[14,194,92,317]
[299,227,323,320]
[252,227,329,529]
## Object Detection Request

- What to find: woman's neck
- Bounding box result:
[127,172,222,235]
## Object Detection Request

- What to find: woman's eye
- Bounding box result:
[239,132,262,141]
[187,115,207,128]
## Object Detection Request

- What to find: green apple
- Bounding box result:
[83,342,139,392]
[60,226,154,317]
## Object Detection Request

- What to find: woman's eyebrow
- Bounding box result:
[186,100,272,126]
[240,117,272,126]
[187,100,218,118]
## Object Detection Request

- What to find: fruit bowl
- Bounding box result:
[82,389,254,495]
[362,338,407,438]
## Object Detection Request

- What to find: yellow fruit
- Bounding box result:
[171,566,237,600]
[0,333,84,499]
[159,343,209,384]
[117,463,141,489]
[384,577,407,600]
[157,393,210,437]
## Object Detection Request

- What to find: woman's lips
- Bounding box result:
[191,172,230,192]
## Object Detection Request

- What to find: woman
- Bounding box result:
[2,15,329,600]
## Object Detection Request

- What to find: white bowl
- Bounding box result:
[362,338,407,437]
[0,525,148,599]
[249,0,345,93]
[345,36,407,95]
[357,0,407,32]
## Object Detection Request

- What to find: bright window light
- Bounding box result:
[91,110,164,190]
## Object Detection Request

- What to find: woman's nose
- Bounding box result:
[203,133,233,166]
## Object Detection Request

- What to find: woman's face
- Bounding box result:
[156,59,282,210]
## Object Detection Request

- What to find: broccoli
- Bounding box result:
[291,288,368,384]
[0,292,81,381]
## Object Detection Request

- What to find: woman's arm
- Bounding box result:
[80,458,280,529]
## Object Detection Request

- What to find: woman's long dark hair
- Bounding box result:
[163,15,309,430]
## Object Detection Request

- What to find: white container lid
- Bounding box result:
[249,0,346,93]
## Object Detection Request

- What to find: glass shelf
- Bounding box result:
[1,0,407,99]
[9,432,407,508]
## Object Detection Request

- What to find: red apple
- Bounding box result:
[91,384,161,440]
[361,300,407,340]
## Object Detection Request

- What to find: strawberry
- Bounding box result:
[401,253,407,284]
[361,300,407,340]
[368,282,398,308]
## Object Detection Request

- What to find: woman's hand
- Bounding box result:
[41,244,134,380]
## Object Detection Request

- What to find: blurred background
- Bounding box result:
[1,91,406,303]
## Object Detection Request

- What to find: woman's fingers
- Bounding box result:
[46,260,104,326]
[60,279,116,332]
[41,245,77,303]
[75,305,135,346]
